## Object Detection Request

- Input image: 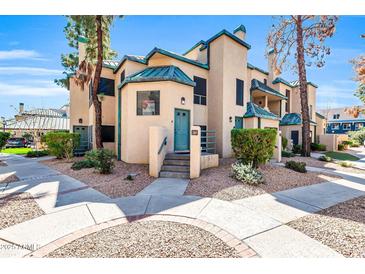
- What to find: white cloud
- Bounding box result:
[0,49,45,60]
[0,67,63,76]
[0,81,68,97]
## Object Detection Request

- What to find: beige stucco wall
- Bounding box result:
[261,118,279,129]
[316,114,327,142]
[69,78,90,131]
[121,81,194,164]
[281,124,316,146]
[149,126,168,177]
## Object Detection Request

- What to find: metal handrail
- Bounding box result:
[201,129,216,154]
[158,136,167,155]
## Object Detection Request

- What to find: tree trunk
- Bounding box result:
[92,15,104,149]
[295,15,311,157]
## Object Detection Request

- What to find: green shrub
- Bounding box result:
[285,160,307,173]
[85,149,115,174]
[311,143,326,151]
[282,150,294,158]
[338,143,345,151]
[351,142,360,147]
[231,162,265,185]
[338,161,354,168]
[342,140,352,146]
[318,155,332,162]
[292,144,302,154]
[43,132,80,159]
[71,159,95,170]
[349,128,365,145]
[26,150,49,158]
[231,128,277,168]
[0,132,10,149]
[282,136,288,150]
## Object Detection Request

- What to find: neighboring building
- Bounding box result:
[319,106,365,134]
[315,112,327,142]
[5,103,70,139]
[69,25,320,164]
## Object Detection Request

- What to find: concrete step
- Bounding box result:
[165,153,190,160]
[163,159,190,166]
[161,165,190,172]
[159,171,190,179]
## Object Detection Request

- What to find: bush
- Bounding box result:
[292,144,302,154]
[338,143,345,151]
[282,136,288,150]
[311,143,326,151]
[349,128,365,145]
[85,149,115,174]
[231,128,277,168]
[285,160,307,173]
[71,159,95,170]
[338,161,354,168]
[282,150,294,158]
[342,140,353,146]
[26,150,49,158]
[43,132,80,159]
[351,142,360,147]
[318,155,332,162]
[231,162,265,185]
[0,132,10,149]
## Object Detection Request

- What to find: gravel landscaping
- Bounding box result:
[0,173,19,185]
[185,158,340,201]
[0,192,44,230]
[42,158,155,198]
[0,160,7,166]
[47,220,240,258]
[289,195,365,258]
[282,156,365,174]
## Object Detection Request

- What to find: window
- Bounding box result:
[332,123,340,130]
[120,70,125,84]
[309,105,313,119]
[343,123,351,130]
[355,123,363,129]
[137,90,160,115]
[234,116,244,129]
[193,76,207,105]
[101,126,115,142]
[98,77,115,96]
[285,89,290,112]
[333,114,340,119]
[236,79,244,106]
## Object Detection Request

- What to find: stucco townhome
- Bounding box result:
[69,25,321,177]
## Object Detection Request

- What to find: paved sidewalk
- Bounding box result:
[2,153,363,258]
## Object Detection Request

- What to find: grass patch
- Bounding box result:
[0,147,33,155]
[324,151,360,161]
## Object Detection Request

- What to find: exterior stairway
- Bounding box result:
[159,153,190,179]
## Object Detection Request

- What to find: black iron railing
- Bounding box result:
[201,129,216,154]
[158,136,167,155]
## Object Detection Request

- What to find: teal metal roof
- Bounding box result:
[114,55,147,72]
[118,65,196,88]
[247,63,269,75]
[102,60,120,69]
[251,79,287,99]
[78,36,89,43]
[200,29,251,50]
[280,113,317,126]
[145,48,209,70]
[243,102,280,120]
[233,24,247,34]
[183,40,206,56]
[272,77,318,89]
[316,112,326,119]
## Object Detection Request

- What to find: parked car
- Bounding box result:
[5,137,28,148]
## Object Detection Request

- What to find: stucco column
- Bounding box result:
[274,130,282,162]
[190,126,201,179]
[264,96,269,111]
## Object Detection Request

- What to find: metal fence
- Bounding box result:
[201,129,216,154]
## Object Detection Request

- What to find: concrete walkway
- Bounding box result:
[2,153,364,258]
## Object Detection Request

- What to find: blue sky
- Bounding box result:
[0,15,364,119]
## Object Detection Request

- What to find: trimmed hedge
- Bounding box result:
[26,150,49,158]
[231,128,277,168]
[338,143,345,151]
[285,160,307,173]
[311,143,326,151]
[282,150,295,158]
[43,132,80,159]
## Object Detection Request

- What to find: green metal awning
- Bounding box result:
[243,102,280,120]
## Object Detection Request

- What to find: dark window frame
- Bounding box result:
[136,90,160,116]
[285,89,290,112]
[98,77,115,97]
[236,79,244,106]
[101,125,115,143]
[120,70,125,84]
[193,76,207,106]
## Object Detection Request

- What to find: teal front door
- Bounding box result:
[235,117,243,129]
[174,109,190,151]
[73,126,89,151]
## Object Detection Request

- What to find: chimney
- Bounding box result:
[233,24,246,40]
[19,103,24,114]
[267,49,279,84]
[78,36,89,65]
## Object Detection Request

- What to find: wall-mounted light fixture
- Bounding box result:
[229,116,232,123]
[79,118,83,124]
[181,97,186,105]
